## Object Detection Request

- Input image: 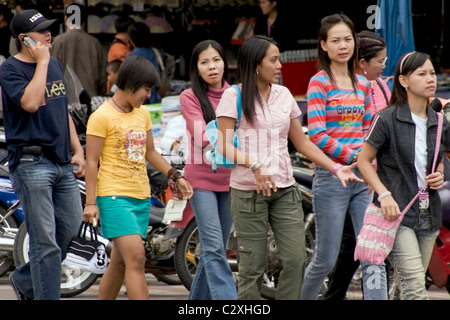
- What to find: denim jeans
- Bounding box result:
[188,189,237,300]
[10,156,82,300]
[390,210,439,300]
[301,166,388,300]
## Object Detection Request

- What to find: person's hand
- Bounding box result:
[25,38,50,64]
[170,140,181,151]
[380,195,401,221]
[71,155,86,178]
[83,204,99,226]
[426,171,445,190]
[335,162,364,187]
[253,165,277,197]
[176,178,194,199]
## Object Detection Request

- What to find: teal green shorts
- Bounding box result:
[97,196,150,239]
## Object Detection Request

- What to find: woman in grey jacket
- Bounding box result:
[358,51,450,299]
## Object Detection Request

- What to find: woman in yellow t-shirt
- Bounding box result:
[83,56,193,300]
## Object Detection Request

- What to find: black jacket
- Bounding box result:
[366,103,450,231]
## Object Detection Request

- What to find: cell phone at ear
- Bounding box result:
[23,35,36,47]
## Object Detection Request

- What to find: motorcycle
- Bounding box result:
[0,165,24,278]
[9,177,108,297]
[420,156,450,295]
[427,182,450,294]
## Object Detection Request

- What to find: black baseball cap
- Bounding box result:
[10,9,59,38]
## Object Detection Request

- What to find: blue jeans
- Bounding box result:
[301,167,388,300]
[10,156,82,300]
[188,189,237,300]
[390,211,439,300]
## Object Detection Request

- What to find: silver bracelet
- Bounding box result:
[377,191,392,202]
[250,162,262,173]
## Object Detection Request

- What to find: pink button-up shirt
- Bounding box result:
[216,84,301,190]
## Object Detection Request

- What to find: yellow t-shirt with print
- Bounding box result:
[87,101,152,199]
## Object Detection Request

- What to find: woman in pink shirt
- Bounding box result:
[179,40,237,300]
[356,30,391,115]
[215,35,362,300]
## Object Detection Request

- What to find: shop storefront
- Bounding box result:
[6,1,449,93]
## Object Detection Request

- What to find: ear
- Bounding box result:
[398,75,408,89]
[357,58,367,70]
[320,40,327,52]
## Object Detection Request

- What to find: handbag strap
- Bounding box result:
[88,223,99,241]
[154,49,165,72]
[400,111,443,215]
[431,112,443,174]
[231,84,242,129]
[375,78,390,106]
[78,221,99,241]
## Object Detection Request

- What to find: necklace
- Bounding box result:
[111,97,131,113]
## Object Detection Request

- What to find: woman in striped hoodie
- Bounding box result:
[301,13,388,300]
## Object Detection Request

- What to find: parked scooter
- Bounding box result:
[0,128,24,277]
[424,155,450,295]
[0,164,23,278]
[9,178,106,297]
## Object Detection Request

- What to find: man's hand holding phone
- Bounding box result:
[21,33,50,64]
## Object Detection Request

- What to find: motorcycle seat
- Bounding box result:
[292,166,313,189]
[149,205,166,225]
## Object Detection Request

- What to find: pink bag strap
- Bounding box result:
[400,112,443,216]
[431,112,443,174]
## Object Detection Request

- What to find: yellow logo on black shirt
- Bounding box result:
[45,80,66,99]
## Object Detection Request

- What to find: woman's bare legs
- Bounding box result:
[98,234,149,300]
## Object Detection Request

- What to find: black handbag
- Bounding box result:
[65,222,108,274]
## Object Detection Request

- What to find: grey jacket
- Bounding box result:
[366,103,450,232]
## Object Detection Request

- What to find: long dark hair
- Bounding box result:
[318,13,358,92]
[390,51,431,106]
[189,39,228,124]
[237,35,279,125]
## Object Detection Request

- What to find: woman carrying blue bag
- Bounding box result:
[216,35,362,300]
[179,39,237,300]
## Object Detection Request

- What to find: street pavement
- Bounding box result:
[0,271,448,300]
[0,272,189,300]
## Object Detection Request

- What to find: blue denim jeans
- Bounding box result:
[10,156,82,300]
[390,210,439,300]
[301,166,388,300]
[188,189,237,300]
